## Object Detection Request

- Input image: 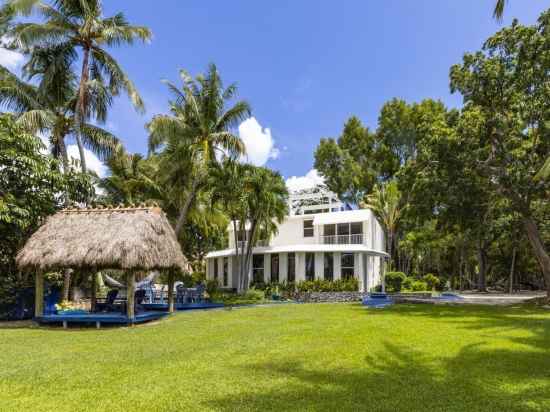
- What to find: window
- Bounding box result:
[223,257,228,286]
[305,252,315,281]
[270,254,279,283]
[324,253,333,281]
[252,254,264,284]
[337,223,350,236]
[303,219,314,237]
[213,259,219,281]
[341,253,355,280]
[350,222,363,235]
[324,224,336,236]
[287,252,295,282]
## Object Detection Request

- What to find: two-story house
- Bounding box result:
[205,189,387,292]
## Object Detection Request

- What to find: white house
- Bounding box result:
[205,189,387,292]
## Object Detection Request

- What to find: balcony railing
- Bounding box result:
[322,234,364,245]
[236,239,269,249]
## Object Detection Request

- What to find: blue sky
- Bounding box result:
[5,1,545,186]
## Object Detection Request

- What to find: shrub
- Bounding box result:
[422,273,440,291]
[296,278,359,292]
[411,280,428,292]
[205,279,219,296]
[385,272,407,292]
[402,277,414,290]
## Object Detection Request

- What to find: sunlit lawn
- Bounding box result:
[1,303,549,412]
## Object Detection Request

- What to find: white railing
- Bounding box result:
[236,239,269,249]
[322,234,364,245]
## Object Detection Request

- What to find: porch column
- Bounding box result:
[334,252,341,280]
[34,270,44,318]
[126,271,135,320]
[167,270,175,313]
[315,252,324,280]
[90,270,97,312]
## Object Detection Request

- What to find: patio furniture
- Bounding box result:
[95,289,119,312]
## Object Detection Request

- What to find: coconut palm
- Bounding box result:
[148,64,251,236]
[99,146,162,205]
[363,180,403,270]
[0,64,119,173]
[6,0,151,172]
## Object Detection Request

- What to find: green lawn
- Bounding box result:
[1,303,550,412]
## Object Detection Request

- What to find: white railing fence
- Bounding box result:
[322,234,364,245]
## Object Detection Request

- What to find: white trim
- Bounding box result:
[313,209,371,225]
[206,244,388,259]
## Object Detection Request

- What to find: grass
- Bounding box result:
[1,303,550,412]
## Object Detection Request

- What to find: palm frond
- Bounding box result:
[79,122,120,160]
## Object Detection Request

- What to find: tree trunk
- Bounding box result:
[62,269,72,301]
[167,271,175,313]
[523,217,550,299]
[477,241,488,292]
[174,178,200,236]
[74,46,91,173]
[508,245,517,294]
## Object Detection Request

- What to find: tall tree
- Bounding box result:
[213,162,288,292]
[6,0,150,172]
[450,10,550,298]
[148,64,250,236]
[0,65,119,173]
[362,181,403,270]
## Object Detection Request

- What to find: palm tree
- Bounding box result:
[148,64,251,236]
[6,0,151,172]
[0,64,119,173]
[99,146,162,204]
[213,162,288,292]
[363,180,403,270]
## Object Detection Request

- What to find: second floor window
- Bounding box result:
[303,219,314,237]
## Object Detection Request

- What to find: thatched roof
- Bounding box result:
[17,206,189,273]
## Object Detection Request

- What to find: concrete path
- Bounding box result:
[457,291,546,305]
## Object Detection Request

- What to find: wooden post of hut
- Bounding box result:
[34,271,44,319]
[127,271,135,321]
[167,270,175,313]
[90,270,97,313]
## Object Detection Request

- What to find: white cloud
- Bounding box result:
[285,169,325,192]
[0,48,23,70]
[239,117,279,166]
[67,145,107,178]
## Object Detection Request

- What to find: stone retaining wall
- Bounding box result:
[292,291,433,303]
[293,291,366,303]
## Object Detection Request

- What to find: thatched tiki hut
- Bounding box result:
[16,206,188,320]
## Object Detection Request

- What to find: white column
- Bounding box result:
[264,254,271,283]
[354,252,364,290]
[315,252,324,280]
[334,252,341,280]
[296,252,306,282]
[280,253,288,283]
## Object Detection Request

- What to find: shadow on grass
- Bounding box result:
[354,303,550,352]
[208,340,550,412]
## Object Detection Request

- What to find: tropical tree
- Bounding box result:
[6,0,151,172]
[362,180,403,270]
[0,114,93,310]
[99,147,161,205]
[0,64,119,173]
[148,64,250,236]
[213,162,288,292]
[450,10,550,298]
